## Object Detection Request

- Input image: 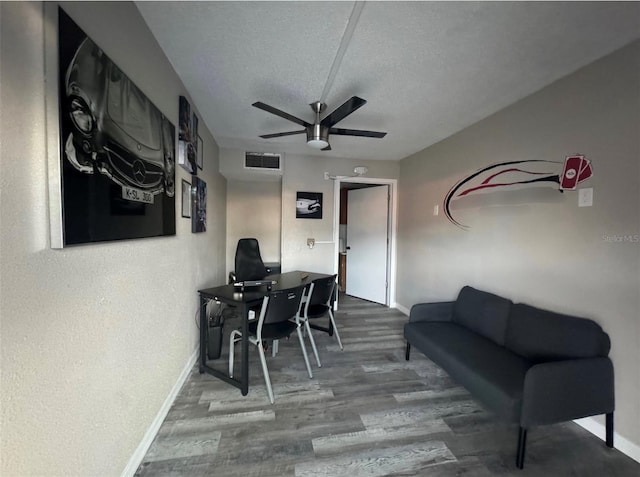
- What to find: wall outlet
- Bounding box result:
[307,238,315,249]
[579,188,593,207]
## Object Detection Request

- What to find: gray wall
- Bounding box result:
[397,41,640,451]
[226,179,282,273]
[0,2,227,475]
[281,154,399,274]
[220,148,399,276]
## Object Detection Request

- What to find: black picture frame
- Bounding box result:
[192,176,207,233]
[197,136,203,170]
[178,96,197,175]
[296,191,323,219]
[181,180,191,218]
[54,8,176,246]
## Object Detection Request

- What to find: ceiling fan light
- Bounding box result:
[307,138,329,149]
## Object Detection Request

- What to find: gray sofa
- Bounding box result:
[404,286,614,469]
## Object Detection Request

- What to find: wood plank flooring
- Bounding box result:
[136,294,639,476]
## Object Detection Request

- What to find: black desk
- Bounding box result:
[197,271,330,395]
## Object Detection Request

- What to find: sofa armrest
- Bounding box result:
[521,357,614,427]
[409,301,454,323]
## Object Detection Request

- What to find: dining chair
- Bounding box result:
[228,285,313,404]
[298,274,343,368]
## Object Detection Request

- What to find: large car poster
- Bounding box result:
[58,8,175,245]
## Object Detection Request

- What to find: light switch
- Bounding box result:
[433,204,439,216]
[578,188,593,207]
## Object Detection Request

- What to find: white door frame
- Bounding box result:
[332,177,398,308]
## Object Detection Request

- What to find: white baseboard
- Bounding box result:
[574,416,640,464]
[121,347,199,477]
[395,303,410,316]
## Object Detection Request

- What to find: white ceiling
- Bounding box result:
[137,1,640,161]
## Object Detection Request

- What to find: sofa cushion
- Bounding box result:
[506,303,610,361]
[404,321,531,421]
[452,286,512,346]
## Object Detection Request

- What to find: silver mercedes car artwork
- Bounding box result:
[64,38,175,199]
[58,8,176,245]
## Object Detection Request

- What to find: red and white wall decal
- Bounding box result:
[444,155,593,230]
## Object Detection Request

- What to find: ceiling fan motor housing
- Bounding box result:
[306,123,329,149]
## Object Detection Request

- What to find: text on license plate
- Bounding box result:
[122,186,154,204]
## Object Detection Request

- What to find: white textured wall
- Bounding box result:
[220,149,399,275]
[281,154,399,274]
[0,2,227,475]
[226,179,282,273]
[397,41,640,452]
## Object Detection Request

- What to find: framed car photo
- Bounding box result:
[49,7,176,247]
[192,176,207,233]
[296,192,322,219]
[178,96,197,175]
[181,180,191,218]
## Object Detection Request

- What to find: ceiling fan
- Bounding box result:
[252,96,386,151]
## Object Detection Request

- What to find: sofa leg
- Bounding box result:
[516,427,527,469]
[606,412,614,448]
[405,342,411,360]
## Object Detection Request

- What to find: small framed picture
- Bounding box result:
[197,136,203,170]
[192,113,199,143]
[296,191,322,219]
[181,179,191,218]
[192,176,207,233]
[178,96,195,174]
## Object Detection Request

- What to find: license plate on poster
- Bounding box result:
[122,186,154,204]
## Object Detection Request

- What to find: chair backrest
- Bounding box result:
[308,274,338,307]
[234,238,269,281]
[259,286,305,326]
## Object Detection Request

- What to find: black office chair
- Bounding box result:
[228,285,313,404]
[299,274,343,367]
[229,238,271,283]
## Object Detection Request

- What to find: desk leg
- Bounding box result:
[199,295,207,374]
[241,303,249,395]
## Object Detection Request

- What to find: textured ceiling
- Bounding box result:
[137,1,640,161]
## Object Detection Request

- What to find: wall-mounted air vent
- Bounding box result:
[245,152,281,171]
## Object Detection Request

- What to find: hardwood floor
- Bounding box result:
[136,294,639,476]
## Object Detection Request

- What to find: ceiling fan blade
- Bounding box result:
[259,130,306,139]
[320,96,367,127]
[330,127,387,138]
[252,102,311,128]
